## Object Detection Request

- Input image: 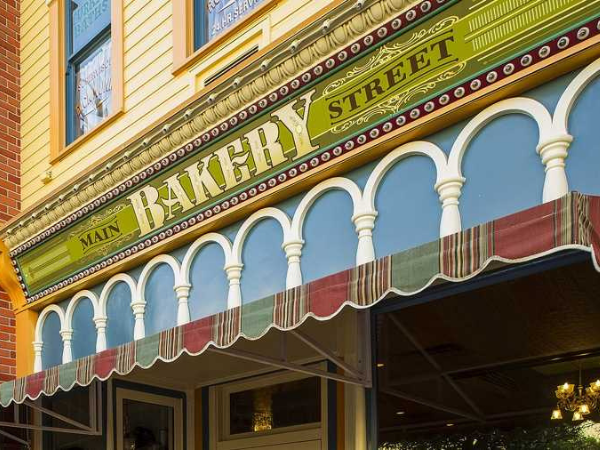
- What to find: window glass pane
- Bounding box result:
[229,377,321,435]
[123,399,174,450]
[206,0,267,42]
[43,386,105,450]
[0,405,28,447]
[70,0,111,56]
[74,38,112,139]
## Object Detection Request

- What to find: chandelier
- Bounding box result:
[551,368,600,421]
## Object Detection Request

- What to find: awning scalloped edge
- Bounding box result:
[2,192,599,407]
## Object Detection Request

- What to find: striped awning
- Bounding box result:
[2,192,599,407]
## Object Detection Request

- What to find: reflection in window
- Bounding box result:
[194,0,267,50]
[229,377,321,435]
[66,0,112,143]
[75,38,112,139]
[43,386,104,450]
[123,399,174,450]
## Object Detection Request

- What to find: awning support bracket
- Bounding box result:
[210,311,372,388]
[388,314,485,421]
[22,400,94,432]
[290,329,362,380]
[208,346,371,387]
[381,387,484,423]
[0,381,103,438]
[0,427,30,448]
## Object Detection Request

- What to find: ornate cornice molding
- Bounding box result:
[1,0,418,249]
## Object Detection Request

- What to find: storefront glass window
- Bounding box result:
[229,376,321,435]
[374,261,600,449]
[122,399,174,450]
[43,386,105,450]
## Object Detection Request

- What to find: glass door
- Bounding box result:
[116,388,183,450]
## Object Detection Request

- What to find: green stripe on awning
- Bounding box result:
[392,240,440,292]
[136,333,160,368]
[0,381,14,406]
[241,295,276,338]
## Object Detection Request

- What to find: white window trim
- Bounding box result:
[115,387,184,450]
[210,366,329,450]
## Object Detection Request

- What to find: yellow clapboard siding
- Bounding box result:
[21,54,50,87]
[21,102,49,134]
[22,159,51,189]
[21,81,50,115]
[22,125,50,156]
[125,40,173,95]
[20,0,333,209]
[20,0,39,19]
[21,29,50,65]
[20,69,49,100]
[21,8,49,49]
[21,116,49,143]
[21,40,50,73]
[21,72,50,108]
[22,127,50,156]
[126,65,184,111]
[125,34,172,79]
[125,20,172,68]
[21,13,49,46]
[21,106,50,138]
[22,155,52,183]
[125,0,171,38]
[21,4,48,39]
[22,126,50,155]
[21,107,49,138]
[125,14,173,69]
[22,157,49,186]
[22,149,50,181]
[123,0,157,25]
[21,90,50,123]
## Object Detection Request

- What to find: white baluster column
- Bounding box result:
[131,302,146,340]
[353,211,377,265]
[537,134,572,202]
[225,263,243,309]
[174,284,192,325]
[435,177,465,237]
[283,240,304,289]
[33,341,43,372]
[94,316,107,352]
[60,329,73,364]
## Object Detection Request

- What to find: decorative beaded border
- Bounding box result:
[15,9,600,302]
[13,0,449,260]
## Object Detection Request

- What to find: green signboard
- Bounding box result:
[15,0,600,300]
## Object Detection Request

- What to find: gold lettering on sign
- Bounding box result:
[127,89,318,238]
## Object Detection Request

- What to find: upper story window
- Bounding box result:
[48,0,122,160]
[66,0,113,144]
[193,0,268,50]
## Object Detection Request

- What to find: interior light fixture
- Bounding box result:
[551,365,600,421]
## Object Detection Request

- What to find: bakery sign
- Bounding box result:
[12,0,600,301]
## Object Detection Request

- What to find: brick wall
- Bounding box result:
[0,0,20,383]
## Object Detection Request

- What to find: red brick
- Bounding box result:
[0,0,18,382]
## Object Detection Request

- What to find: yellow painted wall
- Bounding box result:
[20,0,333,210]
